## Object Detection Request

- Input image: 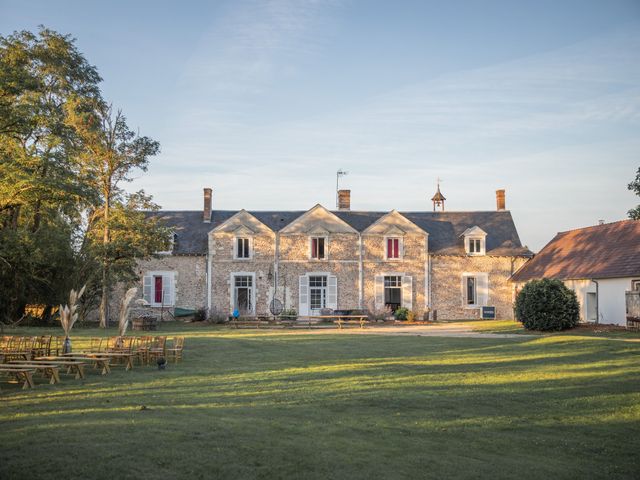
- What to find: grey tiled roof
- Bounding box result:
[150,209,532,257]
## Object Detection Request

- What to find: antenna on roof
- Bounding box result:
[336,169,348,208]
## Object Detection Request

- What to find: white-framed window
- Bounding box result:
[309,275,327,311]
[234,237,252,259]
[374,274,413,311]
[466,237,485,256]
[462,273,489,307]
[298,272,337,316]
[385,237,403,260]
[231,272,256,315]
[143,271,176,307]
[310,236,327,260]
[632,279,640,291]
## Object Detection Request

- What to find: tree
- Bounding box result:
[70,103,169,327]
[628,166,640,220]
[0,28,101,323]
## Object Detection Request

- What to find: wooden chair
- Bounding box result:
[89,337,104,353]
[147,336,167,363]
[166,337,185,363]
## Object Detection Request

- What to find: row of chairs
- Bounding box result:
[0,335,185,364]
[0,335,63,360]
[87,336,185,364]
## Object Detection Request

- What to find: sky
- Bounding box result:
[1,0,639,251]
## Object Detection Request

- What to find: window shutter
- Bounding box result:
[299,275,309,316]
[163,274,174,306]
[327,275,338,310]
[375,276,384,309]
[143,275,152,304]
[477,274,489,306]
[402,276,413,310]
[461,275,468,306]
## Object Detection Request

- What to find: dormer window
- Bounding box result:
[386,237,402,260]
[234,237,252,259]
[461,226,487,256]
[156,233,176,255]
[310,237,326,260]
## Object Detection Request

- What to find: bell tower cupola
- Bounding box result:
[431,180,446,212]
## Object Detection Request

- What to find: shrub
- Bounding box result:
[394,307,409,321]
[515,279,580,331]
[193,308,207,322]
[280,308,298,321]
[207,307,227,324]
[406,310,416,322]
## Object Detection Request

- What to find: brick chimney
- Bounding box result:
[338,189,351,211]
[496,189,506,211]
[203,187,212,223]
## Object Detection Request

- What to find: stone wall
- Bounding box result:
[430,255,528,320]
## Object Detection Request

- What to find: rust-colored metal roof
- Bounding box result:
[511,220,640,282]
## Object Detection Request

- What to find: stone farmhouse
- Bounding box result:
[132,187,532,321]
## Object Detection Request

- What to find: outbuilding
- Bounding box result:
[511,220,640,326]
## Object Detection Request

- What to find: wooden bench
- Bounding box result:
[7,361,61,384]
[59,354,112,375]
[0,365,36,389]
[33,357,87,379]
[307,315,369,329]
[67,352,134,371]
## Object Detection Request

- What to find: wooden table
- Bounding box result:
[7,361,62,384]
[59,354,112,375]
[33,357,87,379]
[71,352,135,371]
[307,315,369,329]
[0,365,36,389]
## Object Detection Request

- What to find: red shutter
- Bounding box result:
[393,239,399,258]
[387,238,392,258]
[312,238,317,258]
[154,276,163,303]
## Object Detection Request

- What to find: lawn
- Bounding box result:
[1,323,639,479]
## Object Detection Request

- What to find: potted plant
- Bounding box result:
[59,285,86,353]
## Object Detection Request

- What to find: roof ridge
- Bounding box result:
[557,218,637,235]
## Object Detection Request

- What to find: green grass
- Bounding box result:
[471,320,640,339]
[1,323,640,479]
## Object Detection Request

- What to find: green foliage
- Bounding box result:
[394,307,409,320]
[0,27,167,325]
[406,310,416,322]
[628,166,640,220]
[280,308,298,320]
[515,279,580,331]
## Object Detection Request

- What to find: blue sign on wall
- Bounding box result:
[481,306,496,319]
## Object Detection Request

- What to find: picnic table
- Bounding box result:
[59,354,112,375]
[33,357,87,379]
[7,361,62,384]
[70,351,135,371]
[0,365,36,389]
[307,314,369,329]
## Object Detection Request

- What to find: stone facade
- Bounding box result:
[120,197,532,322]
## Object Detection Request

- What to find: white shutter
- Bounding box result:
[402,276,413,310]
[477,274,489,307]
[327,275,338,310]
[375,276,384,309]
[299,275,309,316]
[163,274,174,306]
[461,274,467,306]
[143,275,152,304]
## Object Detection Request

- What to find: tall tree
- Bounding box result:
[628,166,640,220]
[0,28,101,322]
[70,102,169,327]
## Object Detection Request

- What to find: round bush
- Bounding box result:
[515,279,580,331]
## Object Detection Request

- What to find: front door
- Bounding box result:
[384,275,402,313]
[309,275,327,314]
[234,275,254,314]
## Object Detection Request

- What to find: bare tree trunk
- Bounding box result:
[99,191,110,328]
[99,263,109,328]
